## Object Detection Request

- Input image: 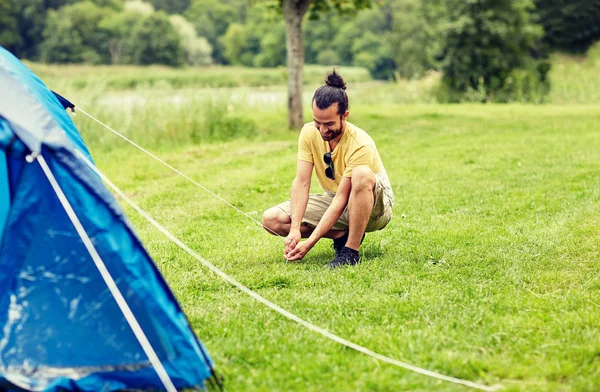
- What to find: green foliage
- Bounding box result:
[130,11,184,66]
[253,27,286,67]
[439,0,547,102]
[351,31,396,80]
[8,0,123,59]
[329,23,360,64]
[0,0,22,53]
[316,49,341,66]
[186,0,248,64]
[547,44,600,104]
[98,10,139,64]
[124,0,154,14]
[5,0,598,104]
[536,0,600,53]
[202,100,258,141]
[169,14,213,65]
[40,2,119,64]
[496,60,551,103]
[40,15,85,63]
[14,0,49,59]
[146,0,190,14]
[305,0,372,19]
[220,23,247,66]
[390,0,444,79]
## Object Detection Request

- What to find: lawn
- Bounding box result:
[70,98,600,391]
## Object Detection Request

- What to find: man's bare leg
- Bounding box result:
[262,207,346,239]
[345,166,375,250]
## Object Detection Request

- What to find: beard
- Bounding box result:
[321,128,342,141]
[320,120,344,141]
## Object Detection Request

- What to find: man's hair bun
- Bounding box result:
[325,69,346,90]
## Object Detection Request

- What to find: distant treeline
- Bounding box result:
[0,0,598,101]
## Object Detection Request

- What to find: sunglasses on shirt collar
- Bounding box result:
[323,152,335,180]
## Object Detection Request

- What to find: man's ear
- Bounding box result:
[343,111,350,120]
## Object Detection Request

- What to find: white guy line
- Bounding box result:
[76,107,283,239]
[76,149,501,392]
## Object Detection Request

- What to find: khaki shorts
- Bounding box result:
[275,178,393,232]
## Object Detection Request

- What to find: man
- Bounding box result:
[262,69,393,268]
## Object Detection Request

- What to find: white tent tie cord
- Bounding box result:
[75,149,501,392]
[75,107,284,240]
[36,154,178,392]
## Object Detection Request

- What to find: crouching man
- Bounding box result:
[262,70,394,268]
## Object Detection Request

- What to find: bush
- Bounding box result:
[200,100,258,142]
[495,61,551,103]
[317,49,341,66]
[439,0,547,102]
[130,11,184,66]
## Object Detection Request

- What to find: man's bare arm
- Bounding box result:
[286,177,351,261]
[305,176,351,245]
[285,160,313,252]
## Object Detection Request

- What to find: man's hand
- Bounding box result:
[284,229,301,258]
[285,239,315,261]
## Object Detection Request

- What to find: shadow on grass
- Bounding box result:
[283,239,388,269]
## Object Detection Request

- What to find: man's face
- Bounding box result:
[312,102,349,142]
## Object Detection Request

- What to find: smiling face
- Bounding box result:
[312,101,349,142]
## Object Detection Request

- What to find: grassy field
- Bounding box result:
[28,43,600,105]
[26,62,372,91]
[66,88,600,391]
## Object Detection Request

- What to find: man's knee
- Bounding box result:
[262,207,289,235]
[351,166,375,191]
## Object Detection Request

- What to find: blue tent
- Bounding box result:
[0,47,215,391]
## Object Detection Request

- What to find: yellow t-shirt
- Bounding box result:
[297,122,393,203]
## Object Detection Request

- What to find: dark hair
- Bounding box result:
[312,69,349,115]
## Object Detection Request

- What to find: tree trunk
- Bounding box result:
[283,0,311,130]
[108,39,123,65]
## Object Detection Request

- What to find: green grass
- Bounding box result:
[74,102,600,391]
[548,51,600,104]
[26,62,372,91]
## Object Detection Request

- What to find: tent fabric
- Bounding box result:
[0,46,214,392]
[0,136,9,241]
[0,48,88,156]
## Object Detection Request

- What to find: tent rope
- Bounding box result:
[36,154,178,392]
[75,148,502,392]
[76,107,284,240]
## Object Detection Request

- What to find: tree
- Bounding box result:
[535,0,600,53]
[147,0,190,14]
[40,15,85,63]
[186,0,248,64]
[352,31,396,79]
[169,14,212,65]
[330,22,361,65]
[221,23,247,65]
[304,13,341,65]
[124,0,154,14]
[254,26,286,67]
[99,10,141,64]
[40,2,114,63]
[130,11,184,66]
[0,0,22,54]
[390,0,444,79]
[439,0,544,101]
[15,0,48,59]
[280,0,371,129]
[12,0,123,59]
